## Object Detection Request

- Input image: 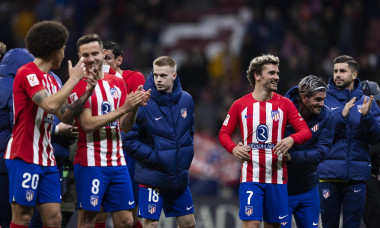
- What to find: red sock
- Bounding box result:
[133,220,143,228]
[10,223,27,228]
[94,223,106,228]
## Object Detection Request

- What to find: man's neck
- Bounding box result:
[252,87,273,101]
[117,68,123,75]
[34,58,53,74]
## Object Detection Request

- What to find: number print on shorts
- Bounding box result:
[22,173,39,189]
[91,179,100,194]
[246,190,253,205]
[147,188,159,203]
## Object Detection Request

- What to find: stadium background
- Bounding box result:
[1,0,380,227]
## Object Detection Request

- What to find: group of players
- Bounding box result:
[0,20,196,228]
[1,19,380,228]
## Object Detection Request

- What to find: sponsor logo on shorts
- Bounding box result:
[279,214,288,220]
[322,189,330,199]
[128,201,135,205]
[186,205,193,210]
[26,190,34,202]
[245,206,253,216]
[90,195,98,207]
[148,204,156,214]
[313,222,318,226]
[354,189,362,193]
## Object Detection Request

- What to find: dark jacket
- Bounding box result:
[0,49,34,174]
[318,78,380,181]
[285,86,335,195]
[124,72,194,190]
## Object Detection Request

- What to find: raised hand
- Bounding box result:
[342,97,356,118]
[361,95,373,116]
[68,57,85,82]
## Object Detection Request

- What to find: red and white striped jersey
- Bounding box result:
[69,73,127,167]
[102,65,145,94]
[219,93,311,184]
[5,62,59,166]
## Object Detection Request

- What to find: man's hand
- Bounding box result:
[122,85,151,113]
[273,137,294,155]
[342,97,356,118]
[56,122,79,138]
[232,142,251,163]
[361,95,373,116]
[84,66,98,90]
[68,57,85,82]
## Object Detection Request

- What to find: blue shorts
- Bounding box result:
[239,182,288,223]
[74,164,135,212]
[5,159,61,207]
[282,185,319,228]
[125,153,139,204]
[138,186,194,220]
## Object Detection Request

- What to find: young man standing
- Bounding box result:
[4,21,97,228]
[219,54,312,228]
[70,34,150,228]
[124,56,196,228]
[102,41,145,228]
[318,55,380,227]
[282,75,334,228]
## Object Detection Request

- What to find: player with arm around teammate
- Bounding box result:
[218,54,312,228]
[282,75,334,228]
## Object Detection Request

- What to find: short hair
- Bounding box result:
[0,42,6,57]
[103,41,123,58]
[77,34,103,51]
[298,75,327,98]
[153,56,176,71]
[25,21,68,59]
[334,55,359,73]
[246,54,280,86]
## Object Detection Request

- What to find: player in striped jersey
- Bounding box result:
[69,34,150,228]
[101,41,145,228]
[4,21,98,228]
[219,54,312,228]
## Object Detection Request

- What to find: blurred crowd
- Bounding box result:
[1,0,380,196]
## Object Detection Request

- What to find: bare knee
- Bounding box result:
[43,211,62,227]
[180,220,196,228]
[113,217,133,228]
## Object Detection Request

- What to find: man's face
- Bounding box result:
[52,46,65,69]
[333,63,356,90]
[103,49,122,71]
[255,64,280,92]
[153,65,176,93]
[78,41,103,75]
[302,91,326,115]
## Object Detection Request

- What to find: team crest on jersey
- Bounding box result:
[271,111,280,121]
[256,124,269,142]
[110,88,119,99]
[90,195,98,207]
[357,105,362,113]
[245,206,253,216]
[70,93,78,103]
[26,190,34,202]
[181,108,187,118]
[322,189,330,199]
[311,123,319,132]
[223,114,230,126]
[148,204,156,214]
[27,74,40,87]
[102,101,112,114]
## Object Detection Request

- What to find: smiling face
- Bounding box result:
[153,64,176,93]
[78,41,103,77]
[333,62,357,90]
[255,64,280,92]
[301,91,326,115]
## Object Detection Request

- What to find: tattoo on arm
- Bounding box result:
[60,88,94,121]
[33,90,49,104]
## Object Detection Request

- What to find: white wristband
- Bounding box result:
[54,125,59,135]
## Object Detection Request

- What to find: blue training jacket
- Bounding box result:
[285,86,335,195]
[0,49,34,174]
[124,72,195,190]
[318,78,380,181]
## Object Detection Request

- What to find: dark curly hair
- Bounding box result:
[103,41,123,58]
[25,21,68,59]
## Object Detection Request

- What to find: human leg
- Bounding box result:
[78,209,98,228]
[0,173,12,228]
[176,214,195,228]
[292,186,319,228]
[362,176,380,228]
[110,210,133,228]
[36,203,61,227]
[342,182,366,228]
[319,182,342,228]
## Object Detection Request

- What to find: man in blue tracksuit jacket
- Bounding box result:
[282,75,335,228]
[318,55,380,228]
[124,56,196,228]
[0,49,35,228]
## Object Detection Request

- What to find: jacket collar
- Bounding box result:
[327,77,363,101]
[144,72,183,106]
